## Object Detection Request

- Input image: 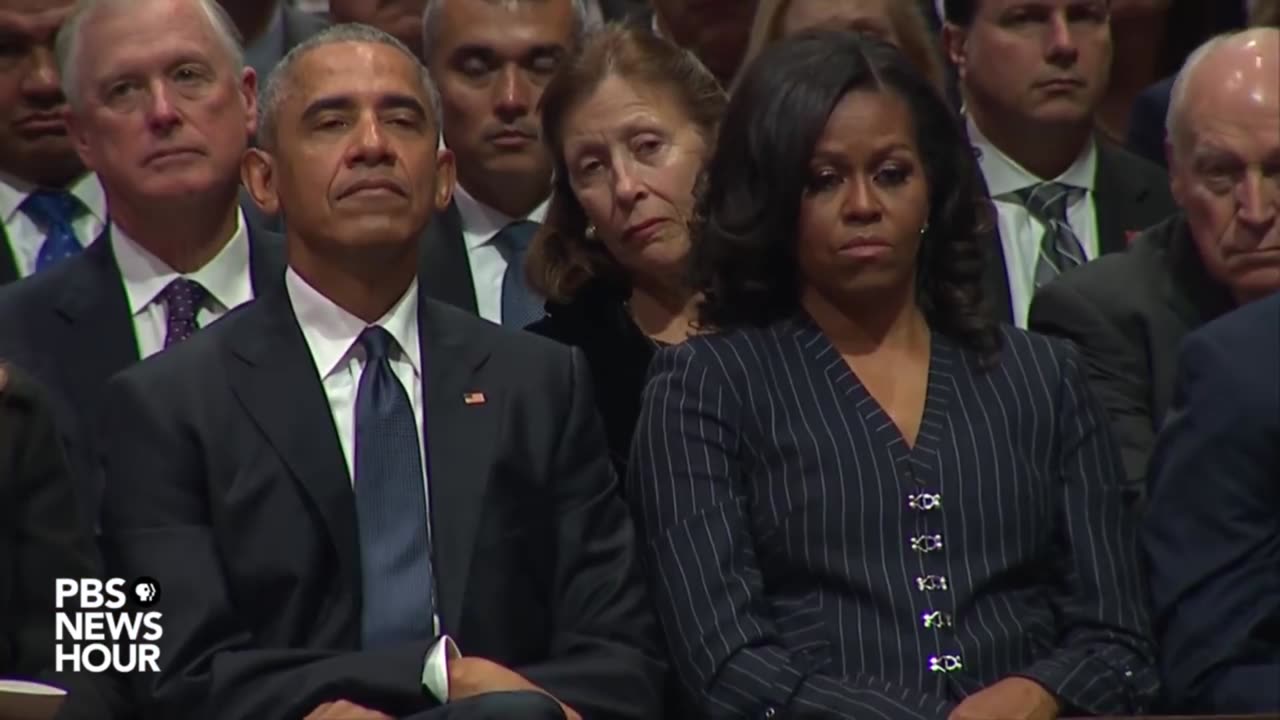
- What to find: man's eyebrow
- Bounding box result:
[300,95,357,123]
[377,93,427,117]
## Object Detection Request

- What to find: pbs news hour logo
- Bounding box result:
[54,577,163,673]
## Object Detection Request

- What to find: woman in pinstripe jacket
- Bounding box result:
[628,31,1157,720]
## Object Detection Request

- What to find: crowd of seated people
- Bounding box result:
[0,0,1276,719]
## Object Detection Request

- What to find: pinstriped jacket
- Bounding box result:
[628,315,1157,719]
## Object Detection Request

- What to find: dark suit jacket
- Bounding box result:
[1027,215,1234,491]
[0,365,98,679]
[525,283,657,478]
[419,201,479,314]
[0,223,285,518]
[0,210,109,287]
[981,140,1177,325]
[629,318,1158,719]
[1143,291,1280,714]
[1127,76,1175,169]
[96,282,665,720]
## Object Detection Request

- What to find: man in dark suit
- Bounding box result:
[418,0,590,327]
[1142,289,1280,714]
[0,0,106,286]
[1029,28,1280,489]
[99,23,663,720]
[0,0,285,510]
[942,0,1177,327]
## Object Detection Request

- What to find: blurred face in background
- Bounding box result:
[67,0,257,207]
[426,0,574,209]
[781,0,899,45]
[0,0,82,187]
[561,73,708,286]
[1170,32,1280,304]
[797,89,931,307]
[948,0,1112,128]
[650,0,757,83]
[330,0,427,58]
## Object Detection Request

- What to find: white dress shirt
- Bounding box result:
[284,268,456,699]
[451,182,548,325]
[112,209,254,359]
[0,172,108,278]
[968,118,1099,328]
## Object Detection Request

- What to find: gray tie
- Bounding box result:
[1008,182,1087,287]
[492,220,544,327]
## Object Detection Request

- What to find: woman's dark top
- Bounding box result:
[526,282,661,478]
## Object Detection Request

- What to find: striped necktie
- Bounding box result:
[1007,182,1087,287]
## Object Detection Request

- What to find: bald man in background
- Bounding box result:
[1029,28,1280,494]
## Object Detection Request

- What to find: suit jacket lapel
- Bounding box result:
[1094,143,1150,255]
[53,233,141,405]
[418,295,496,633]
[419,202,480,314]
[226,288,361,597]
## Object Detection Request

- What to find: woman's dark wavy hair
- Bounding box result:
[692,30,1001,366]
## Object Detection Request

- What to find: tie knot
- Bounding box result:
[159,278,208,321]
[1013,182,1082,223]
[22,189,85,227]
[359,325,397,363]
[492,220,539,259]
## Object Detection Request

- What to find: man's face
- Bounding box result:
[1172,82,1280,303]
[0,0,81,187]
[329,0,427,58]
[948,0,1112,128]
[426,0,574,200]
[67,0,257,207]
[650,0,756,83]
[249,41,454,258]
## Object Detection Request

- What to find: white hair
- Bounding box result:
[1166,28,1280,154]
[420,0,597,64]
[258,23,444,151]
[54,0,245,108]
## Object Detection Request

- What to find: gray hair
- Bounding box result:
[421,0,597,64]
[1166,28,1280,155]
[258,23,443,151]
[54,0,245,108]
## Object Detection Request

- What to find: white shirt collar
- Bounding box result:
[111,208,253,318]
[285,267,422,381]
[0,171,108,228]
[966,116,1097,197]
[451,181,549,252]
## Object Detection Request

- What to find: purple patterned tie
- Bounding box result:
[159,278,208,348]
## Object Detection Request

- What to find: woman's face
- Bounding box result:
[795,89,930,306]
[560,74,709,287]
[780,0,900,46]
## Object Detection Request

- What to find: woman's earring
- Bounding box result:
[585,224,597,240]
[920,222,929,236]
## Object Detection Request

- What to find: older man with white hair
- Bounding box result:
[1029,27,1280,493]
[0,0,284,514]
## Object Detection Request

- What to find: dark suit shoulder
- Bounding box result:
[1037,217,1179,311]
[0,249,89,310]
[1098,139,1170,187]
[1191,289,1280,350]
[0,363,49,420]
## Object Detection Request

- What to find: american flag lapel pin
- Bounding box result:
[463,392,486,405]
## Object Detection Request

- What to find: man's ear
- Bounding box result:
[242,148,280,217]
[942,23,968,78]
[240,66,260,140]
[433,147,456,211]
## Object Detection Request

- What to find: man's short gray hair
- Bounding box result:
[258,23,443,152]
[420,0,596,63]
[54,0,245,108]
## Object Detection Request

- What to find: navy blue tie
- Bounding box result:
[353,326,436,649]
[21,189,85,272]
[493,220,544,327]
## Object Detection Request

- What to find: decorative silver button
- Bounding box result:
[921,610,953,629]
[908,493,942,511]
[910,534,944,553]
[929,654,963,673]
[916,575,949,591]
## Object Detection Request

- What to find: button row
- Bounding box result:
[908,493,942,511]
[929,654,963,673]
[910,534,944,553]
[921,610,953,629]
[916,575,949,591]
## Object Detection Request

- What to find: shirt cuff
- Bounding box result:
[422,635,460,702]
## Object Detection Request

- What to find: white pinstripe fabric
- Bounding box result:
[627,317,1158,718]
